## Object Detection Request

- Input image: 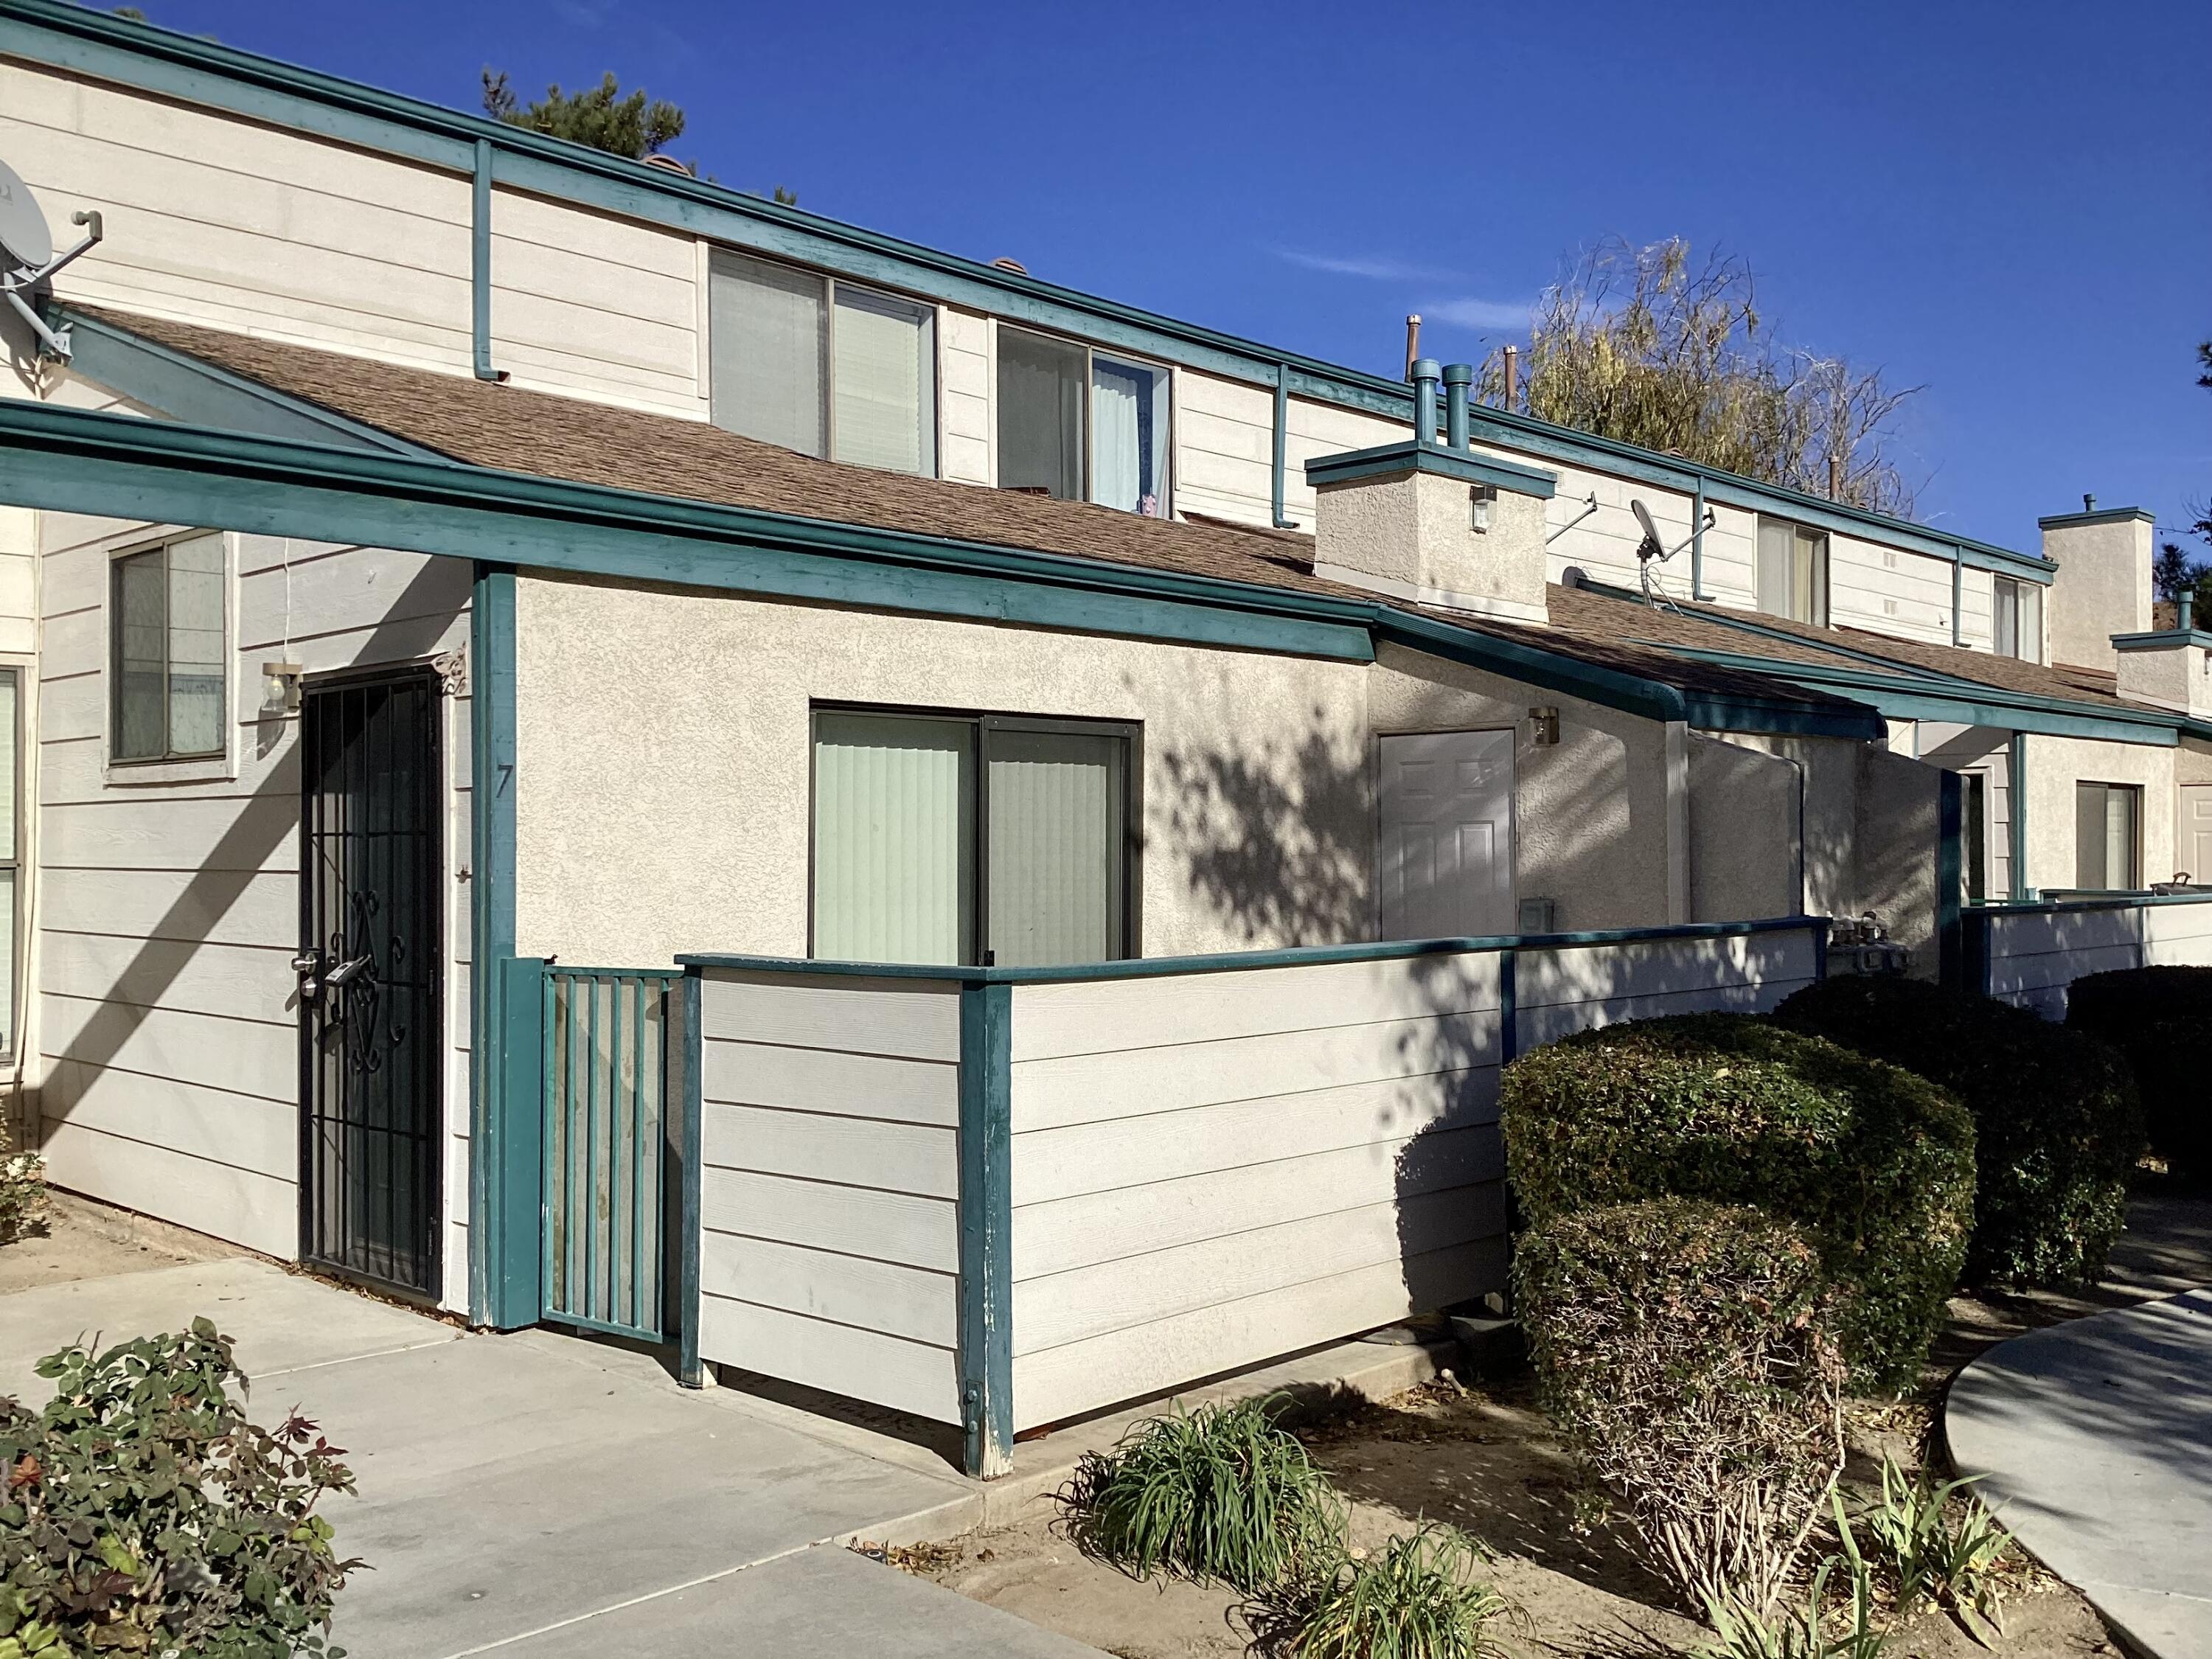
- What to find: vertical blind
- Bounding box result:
[987,729,1125,967]
[2074,782,2140,890]
[1090,358,1168,516]
[709,251,827,456]
[997,328,1086,501]
[812,713,975,965]
[832,288,936,476]
[1995,579,2043,663]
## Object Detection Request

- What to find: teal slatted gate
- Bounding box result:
[541,967,681,1341]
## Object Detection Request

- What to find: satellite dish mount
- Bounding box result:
[1629,496,1715,610]
[0,157,105,362]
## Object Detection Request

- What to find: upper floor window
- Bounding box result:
[2075,781,2140,891]
[996,327,1170,515]
[1993,575,2042,662]
[810,705,1135,968]
[111,532,225,763]
[708,250,937,477]
[1756,518,1829,627]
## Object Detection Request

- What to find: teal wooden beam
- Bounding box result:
[1937,770,1964,988]
[678,970,706,1387]
[2009,732,2030,900]
[956,981,1014,1478]
[472,139,498,382]
[1270,366,1295,529]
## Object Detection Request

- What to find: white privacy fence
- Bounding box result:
[676,916,1826,1475]
[1964,892,2212,1018]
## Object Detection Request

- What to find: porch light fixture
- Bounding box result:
[1527,706,1559,746]
[260,661,304,717]
[1470,483,1498,532]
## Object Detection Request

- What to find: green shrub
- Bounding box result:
[1515,1199,1846,1619]
[1251,1526,1510,1659]
[1502,1014,1975,1390]
[1774,976,2143,1286]
[2065,965,2212,1178]
[1057,1396,1342,1592]
[0,1319,358,1659]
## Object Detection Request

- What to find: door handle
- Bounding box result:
[291,950,323,1001]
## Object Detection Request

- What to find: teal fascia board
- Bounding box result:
[2112,630,2212,651]
[0,401,1816,730]
[1304,439,1559,498]
[2037,507,2154,530]
[678,914,1828,986]
[1683,692,1885,742]
[58,309,437,456]
[2,0,2051,580]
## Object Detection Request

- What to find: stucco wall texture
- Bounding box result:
[512,576,1685,967]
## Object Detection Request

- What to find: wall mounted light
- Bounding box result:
[260,661,304,717]
[1470,483,1498,532]
[1528,706,1559,746]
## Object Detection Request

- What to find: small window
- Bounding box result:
[1756,519,1829,626]
[111,532,226,764]
[2074,781,2141,890]
[810,706,1135,967]
[996,326,1171,515]
[1993,576,2042,662]
[708,251,937,476]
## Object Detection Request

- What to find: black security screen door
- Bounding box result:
[298,674,443,1298]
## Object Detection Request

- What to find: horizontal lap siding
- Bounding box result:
[1514,931,1818,1047]
[693,971,964,1425]
[1985,907,2146,1016]
[1006,953,1506,1430]
[2144,901,2212,967]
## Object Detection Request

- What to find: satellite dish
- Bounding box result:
[0,157,54,271]
[1630,498,1668,562]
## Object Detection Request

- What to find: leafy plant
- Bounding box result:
[1699,1495,1888,1659]
[0,1119,42,1245]
[1775,976,2143,1287]
[2065,966,2212,1178]
[1503,1012,1977,1390]
[1516,1199,1847,1621]
[1849,1456,2011,1645]
[1251,1526,1510,1659]
[1057,1396,1342,1592]
[0,1319,360,1658]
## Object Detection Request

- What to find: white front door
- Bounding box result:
[1377,731,1515,941]
[2182,784,2212,886]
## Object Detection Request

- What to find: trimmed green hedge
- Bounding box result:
[2066,966,2212,1179]
[1501,1013,1975,1393]
[1775,975,2143,1287]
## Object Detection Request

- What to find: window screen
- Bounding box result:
[832,286,936,476]
[111,532,226,764]
[997,328,1086,501]
[987,728,1127,967]
[709,251,827,456]
[2075,782,2140,890]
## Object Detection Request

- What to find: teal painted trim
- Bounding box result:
[1937,771,1964,989]
[472,139,497,382]
[0,401,1375,664]
[1305,439,1559,499]
[58,310,433,456]
[1370,611,1683,724]
[1498,949,1518,1065]
[1968,888,2212,917]
[1691,477,1707,602]
[1682,692,1885,742]
[1270,367,1295,529]
[2112,630,2212,651]
[678,915,1827,986]
[1950,549,1964,648]
[1,0,2054,582]
[2008,733,2029,900]
[2037,507,2154,530]
[956,981,1014,1478]
[1812,920,1830,982]
[1960,907,1991,996]
[469,567,529,1326]
[678,970,705,1388]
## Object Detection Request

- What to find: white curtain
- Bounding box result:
[812,713,973,964]
[1756,519,1794,618]
[987,730,1123,967]
[833,288,934,476]
[1090,362,1141,513]
[709,251,826,456]
[165,532,225,757]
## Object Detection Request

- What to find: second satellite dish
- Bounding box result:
[0,157,54,271]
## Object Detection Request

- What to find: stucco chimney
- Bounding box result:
[1304,363,1559,625]
[2039,504,2154,672]
[2113,590,2212,718]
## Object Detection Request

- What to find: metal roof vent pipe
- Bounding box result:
[1443,363,1472,451]
[1411,358,1441,446]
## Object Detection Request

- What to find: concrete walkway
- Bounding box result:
[1945,1287,2212,1659]
[0,1259,1102,1658]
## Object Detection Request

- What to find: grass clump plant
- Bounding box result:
[1251,1526,1511,1659]
[1057,1396,1341,1592]
[1849,1456,2012,1645]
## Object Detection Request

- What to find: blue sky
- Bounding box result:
[134,0,2210,555]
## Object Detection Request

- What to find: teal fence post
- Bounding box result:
[678,969,706,1388]
[957,980,1014,1478]
[1497,947,1518,1066]
[1937,770,1964,990]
